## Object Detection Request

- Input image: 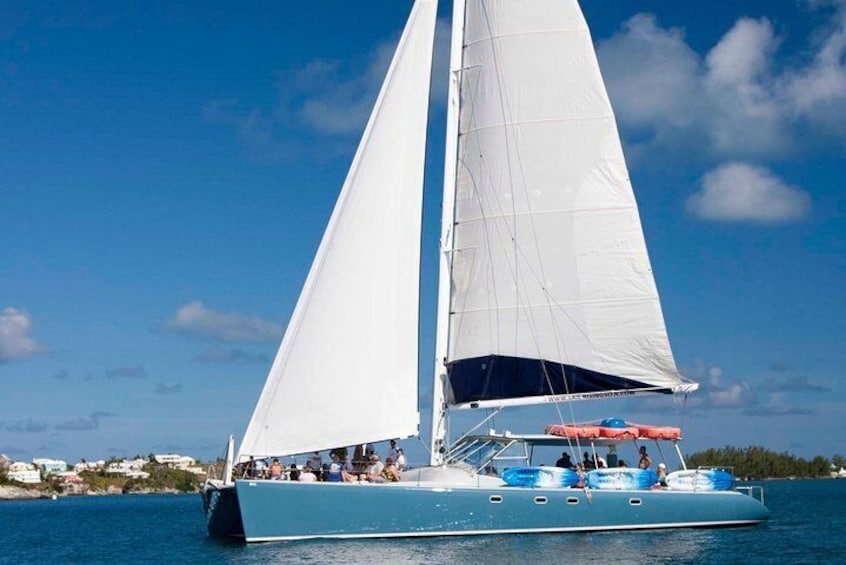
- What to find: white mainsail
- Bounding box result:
[441,0,696,409]
[239,0,438,459]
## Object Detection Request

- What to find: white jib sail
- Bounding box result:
[446,0,693,406]
[239,0,438,459]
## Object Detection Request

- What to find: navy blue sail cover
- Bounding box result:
[447,355,671,405]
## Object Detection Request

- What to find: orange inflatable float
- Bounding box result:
[598,426,640,439]
[545,424,602,439]
[634,425,682,440]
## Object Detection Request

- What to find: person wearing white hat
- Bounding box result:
[657,462,668,488]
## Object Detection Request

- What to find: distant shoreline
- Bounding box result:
[0,485,196,501]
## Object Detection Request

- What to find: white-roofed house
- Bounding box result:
[7,461,41,484]
[33,458,68,476]
[154,454,195,470]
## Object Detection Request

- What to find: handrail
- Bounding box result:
[698,465,734,473]
[735,485,765,505]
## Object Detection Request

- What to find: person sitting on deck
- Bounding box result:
[583,452,595,470]
[327,453,354,483]
[638,446,652,470]
[364,454,385,482]
[618,460,628,467]
[381,457,401,482]
[288,463,300,481]
[555,452,573,469]
[574,463,586,488]
[250,458,267,479]
[330,446,349,468]
[268,458,284,480]
[352,444,366,475]
[655,462,668,488]
[298,464,317,482]
[395,448,407,471]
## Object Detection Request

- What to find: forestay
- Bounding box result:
[239,0,438,458]
[445,0,696,408]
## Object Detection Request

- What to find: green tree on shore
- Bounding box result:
[686,445,832,478]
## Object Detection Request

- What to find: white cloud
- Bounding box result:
[675,359,815,416]
[707,366,723,387]
[596,14,701,133]
[687,162,811,223]
[695,377,758,411]
[281,16,451,136]
[205,16,451,161]
[708,382,753,409]
[0,307,48,362]
[782,1,846,134]
[703,18,789,156]
[706,18,778,88]
[597,6,846,161]
[165,301,283,343]
[291,46,393,136]
[678,359,758,411]
[202,43,394,161]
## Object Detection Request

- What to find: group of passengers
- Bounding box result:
[555,446,656,471]
[236,439,406,484]
[555,451,609,470]
[554,445,669,488]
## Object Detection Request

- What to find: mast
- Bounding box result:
[429,0,465,466]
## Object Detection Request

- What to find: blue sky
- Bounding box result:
[1,1,844,465]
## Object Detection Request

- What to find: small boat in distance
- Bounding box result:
[203,0,769,542]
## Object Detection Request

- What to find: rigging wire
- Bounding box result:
[472,3,585,461]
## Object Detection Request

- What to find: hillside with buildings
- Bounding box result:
[0,452,208,499]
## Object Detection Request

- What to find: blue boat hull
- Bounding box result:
[229,478,769,542]
[202,482,244,538]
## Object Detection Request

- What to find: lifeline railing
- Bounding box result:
[735,485,765,505]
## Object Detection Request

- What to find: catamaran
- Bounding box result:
[202,0,769,542]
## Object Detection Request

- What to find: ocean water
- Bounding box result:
[2,480,844,564]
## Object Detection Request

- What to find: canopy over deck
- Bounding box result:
[454,431,683,449]
[446,429,688,474]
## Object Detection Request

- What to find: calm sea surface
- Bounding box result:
[1,480,844,564]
